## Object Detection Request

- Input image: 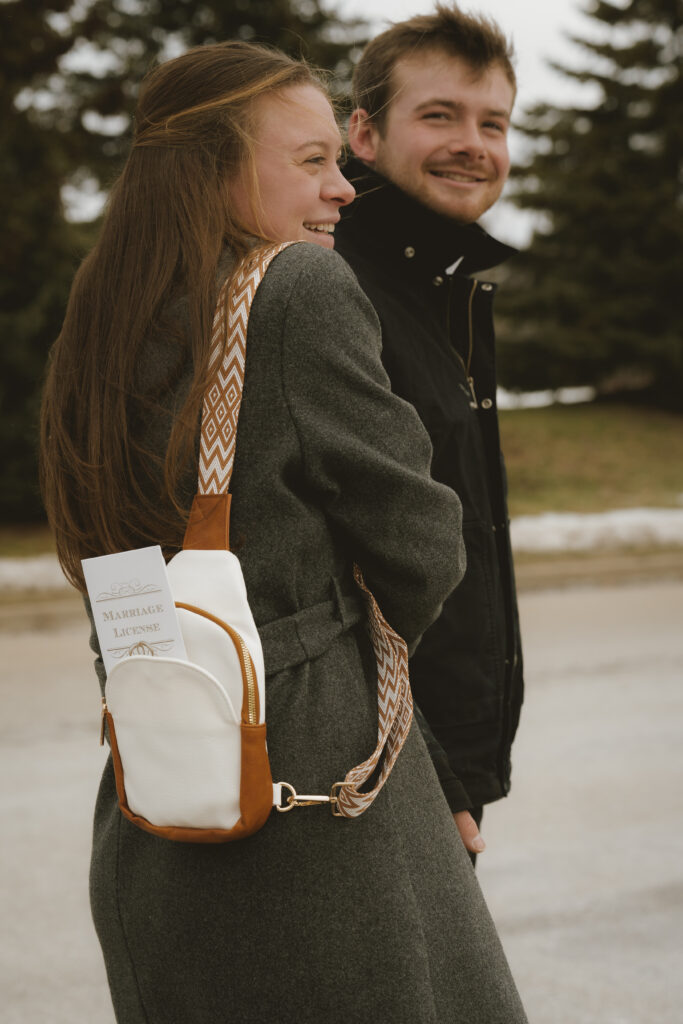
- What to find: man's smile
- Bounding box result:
[429,169,488,184]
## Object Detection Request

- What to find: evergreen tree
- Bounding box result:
[1,0,365,522]
[496,0,682,410]
[1,0,86,522]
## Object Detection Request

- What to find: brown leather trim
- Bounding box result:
[107,712,273,843]
[234,722,274,835]
[174,602,260,723]
[107,711,129,812]
[182,493,231,551]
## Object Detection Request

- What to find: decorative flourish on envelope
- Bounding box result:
[96,578,163,601]
[82,546,187,675]
[108,639,176,659]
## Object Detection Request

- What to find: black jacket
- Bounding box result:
[336,159,524,810]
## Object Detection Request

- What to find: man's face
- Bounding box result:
[350,51,513,223]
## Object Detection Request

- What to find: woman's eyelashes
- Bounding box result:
[303,148,344,167]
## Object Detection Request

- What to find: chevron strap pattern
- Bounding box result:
[198,242,296,496]
[334,565,413,818]
[197,241,413,820]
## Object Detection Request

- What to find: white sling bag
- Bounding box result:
[101,243,414,842]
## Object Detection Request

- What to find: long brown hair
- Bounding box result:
[40,41,325,591]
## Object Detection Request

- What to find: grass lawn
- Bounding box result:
[500,402,683,517]
[1,402,682,556]
[0,524,56,557]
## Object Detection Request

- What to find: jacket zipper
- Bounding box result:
[464,279,478,408]
[447,277,478,408]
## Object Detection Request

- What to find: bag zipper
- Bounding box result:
[101,609,258,736]
[175,602,259,725]
[236,632,257,723]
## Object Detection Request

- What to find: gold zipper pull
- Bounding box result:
[467,376,478,409]
[99,698,108,746]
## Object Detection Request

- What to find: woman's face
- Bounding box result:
[231,84,355,249]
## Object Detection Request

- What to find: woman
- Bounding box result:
[40,41,527,1024]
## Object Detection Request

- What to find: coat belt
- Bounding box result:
[259,579,364,676]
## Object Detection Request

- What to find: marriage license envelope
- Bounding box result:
[82,546,187,676]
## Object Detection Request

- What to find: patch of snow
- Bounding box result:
[2,507,683,592]
[497,386,596,410]
[0,555,71,593]
[511,508,683,553]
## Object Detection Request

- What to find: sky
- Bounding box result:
[334,0,608,243]
[335,0,601,109]
[64,0,611,238]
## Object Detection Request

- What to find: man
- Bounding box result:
[335,3,524,859]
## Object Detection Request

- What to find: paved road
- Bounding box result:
[2,580,682,1023]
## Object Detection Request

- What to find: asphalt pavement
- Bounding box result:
[1,578,682,1023]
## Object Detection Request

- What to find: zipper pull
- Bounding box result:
[99,697,108,746]
[467,376,478,409]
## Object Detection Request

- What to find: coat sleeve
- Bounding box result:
[278,245,466,649]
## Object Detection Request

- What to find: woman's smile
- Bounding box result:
[230,85,354,248]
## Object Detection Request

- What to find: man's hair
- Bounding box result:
[352,3,516,130]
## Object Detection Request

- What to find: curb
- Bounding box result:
[514,548,683,591]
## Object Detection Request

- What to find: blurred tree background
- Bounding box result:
[496,0,682,410]
[0,0,365,522]
[1,0,681,526]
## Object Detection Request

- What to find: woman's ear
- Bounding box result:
[347,109,380,165]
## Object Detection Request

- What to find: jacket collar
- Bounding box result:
[339,157,516,279]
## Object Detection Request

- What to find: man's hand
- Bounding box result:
[453,811,486,854]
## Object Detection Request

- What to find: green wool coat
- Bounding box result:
[88,243,527,1024]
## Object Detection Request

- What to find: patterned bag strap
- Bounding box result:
[200,242,413,819]
[197,242,296,496]
[333,567,413,818]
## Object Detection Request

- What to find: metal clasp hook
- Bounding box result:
[274,781,343,814]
